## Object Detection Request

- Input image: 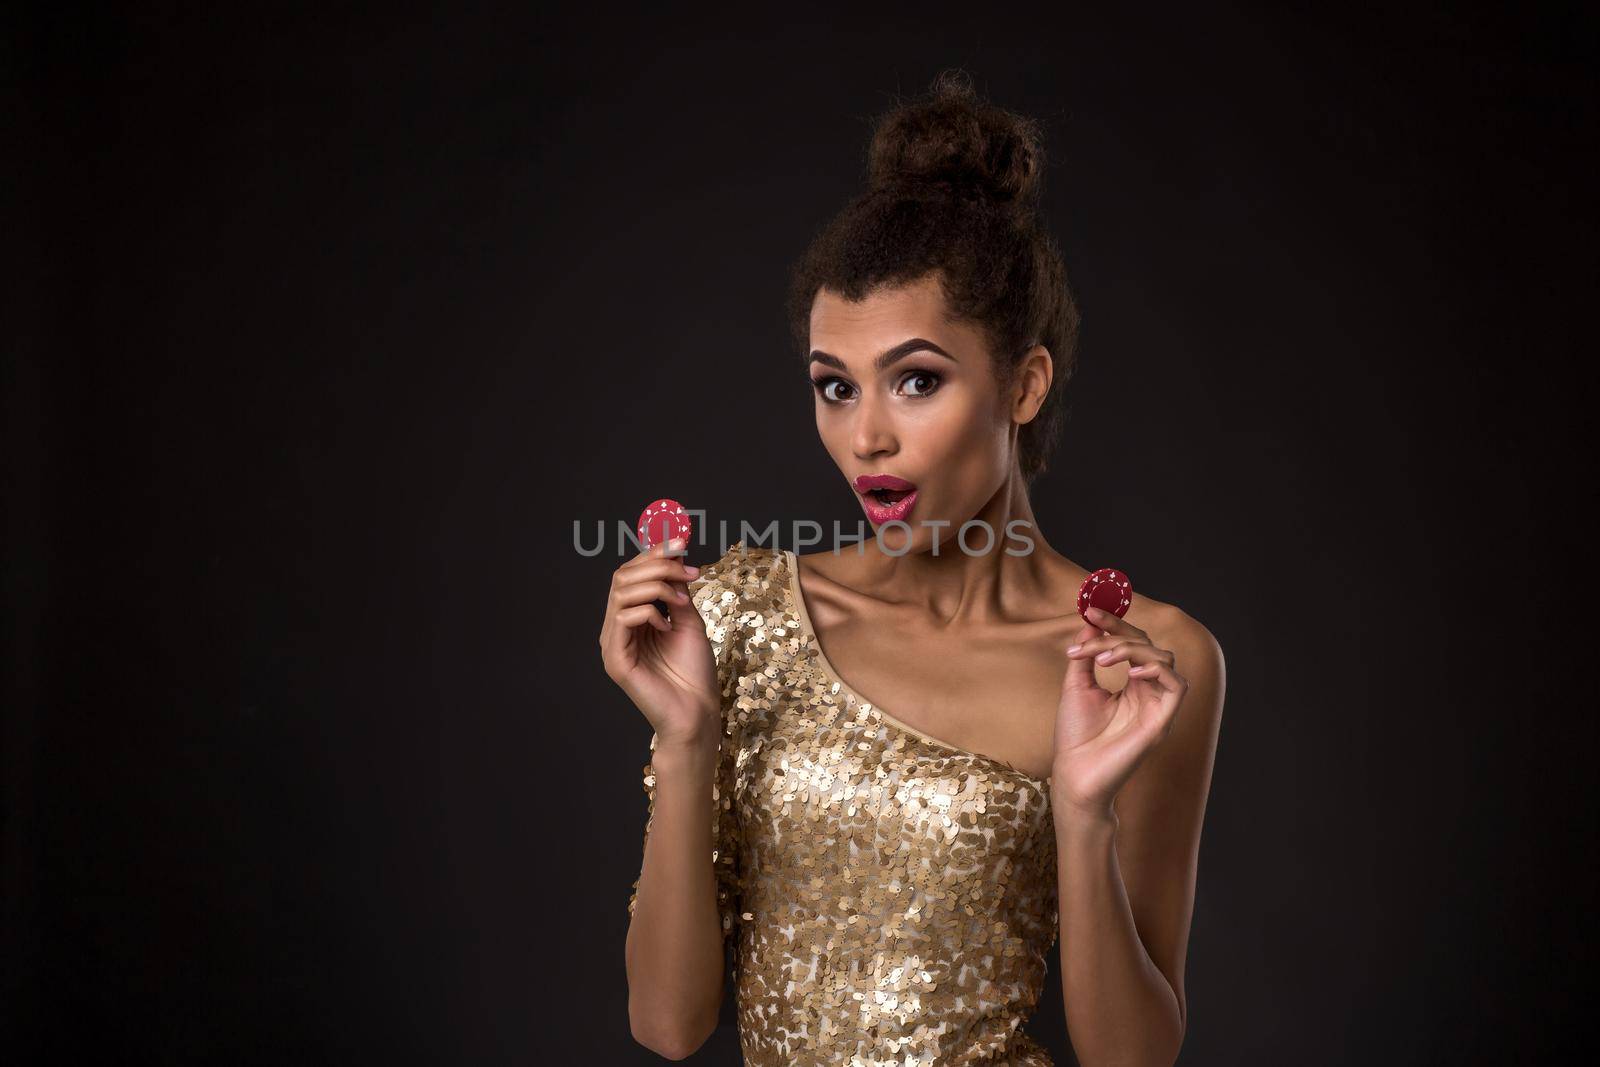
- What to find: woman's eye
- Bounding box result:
[813,377,855,403]
[899,370,942,398]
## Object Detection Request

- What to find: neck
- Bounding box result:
[860,466,1065,627]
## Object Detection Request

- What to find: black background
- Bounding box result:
[4,5,1593,1064]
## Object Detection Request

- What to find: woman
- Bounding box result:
[602,70,1226,1066]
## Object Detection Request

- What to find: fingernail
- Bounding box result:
[686,565,700,576]
[668,538,685,550]
[1095,650,1114,662]
[1066,644,1081,655]
[1086,606,1102,618]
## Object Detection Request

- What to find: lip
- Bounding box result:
[859,488,917,525]
[853,473,917,493]
[853,473,919,525]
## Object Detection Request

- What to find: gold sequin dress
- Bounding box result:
[628,541,1060,1065]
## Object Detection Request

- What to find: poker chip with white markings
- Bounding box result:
[1077,567,1133,623]
[636,498,694,551]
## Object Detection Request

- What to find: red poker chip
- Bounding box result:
[1077,567,1132,623]
[636,498,693,551]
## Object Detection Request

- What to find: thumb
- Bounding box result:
[1062,619,1103,693]
[666,545,703,632]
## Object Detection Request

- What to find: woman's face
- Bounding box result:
[807,273,1034,555]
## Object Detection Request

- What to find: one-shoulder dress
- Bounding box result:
[629,541,1060,1065]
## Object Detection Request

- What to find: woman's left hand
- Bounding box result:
[1052,605,1189,819]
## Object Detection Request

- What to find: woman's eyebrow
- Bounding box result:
[809,337,958,373]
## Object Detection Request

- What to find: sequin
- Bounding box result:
[629,541,1059,1065]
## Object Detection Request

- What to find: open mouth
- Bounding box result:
[864,487,913,506]
[853,474,919,521]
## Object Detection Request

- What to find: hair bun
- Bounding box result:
[865,69,1044,218]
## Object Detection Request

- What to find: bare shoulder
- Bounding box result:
[1103,587,1226,1031]
[1120,588,1228,780]
[1124,589,1226,700]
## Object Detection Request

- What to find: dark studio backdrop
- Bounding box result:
[4,5,1593,1064]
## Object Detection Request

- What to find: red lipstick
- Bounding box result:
[852,473,919,525]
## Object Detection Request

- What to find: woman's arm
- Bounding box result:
[624,728,728,1059]
[1053,610,1227,1066]
[602,539,744,1060]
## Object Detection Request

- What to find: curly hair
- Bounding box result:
[785,69,1082,486]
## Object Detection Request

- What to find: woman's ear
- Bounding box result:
[1011,344,1053,425]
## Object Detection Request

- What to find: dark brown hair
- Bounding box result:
[785,69,1082,485]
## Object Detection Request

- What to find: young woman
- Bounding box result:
[602,70,1226,1067]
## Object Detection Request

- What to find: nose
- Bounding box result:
[850,392,897,460]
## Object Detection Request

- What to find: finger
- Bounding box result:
[1066,633,1147,660]
[616,602,671,634]
[625,536,693,568]
[604,557,686,642]
[600,598,665,670]
[1062,620,1104,692]
[624,538,670,566]
[1084,604,1148,641]
[614,579,689,609]
[615,558,698,595]
[614,545,703,633]
[1094,641,1170,669]
[658,540,705,624]
[646,540,700,604]
[1127,660,1187,695]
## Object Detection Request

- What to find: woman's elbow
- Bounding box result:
[623,918,724,1057]
[628,1011,713,1060]
[627,978,718,1061]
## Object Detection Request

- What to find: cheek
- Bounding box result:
[920,396,1006,458]
[929,400,1014,489]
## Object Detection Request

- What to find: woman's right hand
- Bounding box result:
[599,538,721,747]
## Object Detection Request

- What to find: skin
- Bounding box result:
[604,535,725,1059]
[608,271,1226,1063]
